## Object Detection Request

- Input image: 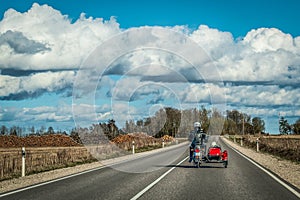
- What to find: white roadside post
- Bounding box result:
[21,147,26,177]
[256,138,259,152]
[162,139,165,148]
[132,141,135,154]
[241,138,243,146]
[234,135,236,143]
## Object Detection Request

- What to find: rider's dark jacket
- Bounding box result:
[191,133,201,148]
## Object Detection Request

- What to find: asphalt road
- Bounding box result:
[1,138,299,200]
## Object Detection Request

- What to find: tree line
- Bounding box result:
[124,107,300,136]
[123,107,268,137]
[1,107,299,139]
[0,125,67,136]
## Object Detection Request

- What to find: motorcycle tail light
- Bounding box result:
[195,148,200,153]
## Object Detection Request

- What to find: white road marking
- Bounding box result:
[223,138,300,199]
[130,156,189,200]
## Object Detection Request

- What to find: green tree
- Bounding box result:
[154,107,181,138]
[222,118,238,135]
[279,116,291,135]
[252,117,265,134]
[108,119,119,138]
[199,106,210,132]
[47,126,55,134]
[244,122,254,134]
[226,110,244,134]
[292,119,300,134]
[222,110,254,135]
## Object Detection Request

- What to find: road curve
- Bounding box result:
[0,139,299,200]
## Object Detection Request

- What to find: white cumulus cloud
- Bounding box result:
[0,3,300,129]
[0,3,121,70]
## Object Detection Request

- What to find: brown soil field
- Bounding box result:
[0,133,176,181]
[0,135,81,148]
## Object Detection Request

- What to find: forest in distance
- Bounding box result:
[1,107,300,140]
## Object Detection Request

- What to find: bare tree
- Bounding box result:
[1,125,8,135]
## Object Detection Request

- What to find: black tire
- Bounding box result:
[224,161,228,168]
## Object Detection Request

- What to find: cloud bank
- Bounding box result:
[0,3,299,131]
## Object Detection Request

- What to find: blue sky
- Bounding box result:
[1,0,300,38]
[0,0,300,134]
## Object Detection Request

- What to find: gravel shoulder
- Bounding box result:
[222,136,300,190]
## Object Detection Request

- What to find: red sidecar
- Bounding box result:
[206,146,228,168]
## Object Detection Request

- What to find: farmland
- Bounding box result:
[0,133,177,181]
[228,134,300,163]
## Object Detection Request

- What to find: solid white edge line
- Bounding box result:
[130,156,189,200]
[223,138,300,199]
[0,165,106,198]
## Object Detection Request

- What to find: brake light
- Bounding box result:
[195,148,200,153]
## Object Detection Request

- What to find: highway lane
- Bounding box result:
[138,138,300,200]
[1,138,300,200]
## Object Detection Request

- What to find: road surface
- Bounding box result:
[1,138,299,200]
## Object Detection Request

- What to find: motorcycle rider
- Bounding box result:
[211,141,220,148]
[189,122,206,162]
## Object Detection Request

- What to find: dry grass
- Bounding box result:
[230,134,300,163]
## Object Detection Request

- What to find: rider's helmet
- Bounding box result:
[194,122,201,128]
[194,122,201,134]
[212,141,217,147]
